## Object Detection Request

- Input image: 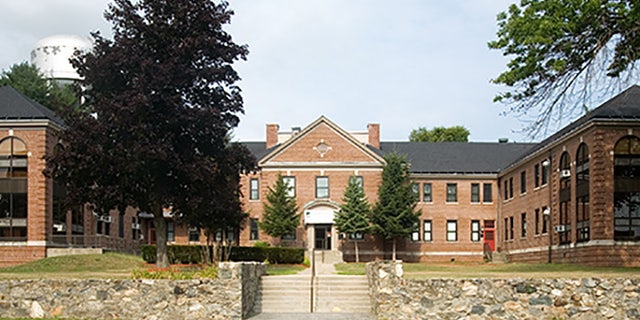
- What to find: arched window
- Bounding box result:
[0,137,28,241]
[575,143,590,242]
[558,151,571,244]
[614,136,640,241]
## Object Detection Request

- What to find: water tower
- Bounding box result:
[30,35,92,84]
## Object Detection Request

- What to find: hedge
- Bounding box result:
[141,245,304,264]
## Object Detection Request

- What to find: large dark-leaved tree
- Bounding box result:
[45,0,252,267]
[371,153,420,261]
[489,0,640,137]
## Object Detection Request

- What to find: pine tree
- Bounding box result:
[335,176,371,262]
[260,173,300,245]
[372,152,421,260]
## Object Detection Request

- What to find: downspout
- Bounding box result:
[547,152,553,263]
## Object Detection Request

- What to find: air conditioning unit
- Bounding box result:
[554,225,566,233]
[132,223,141,230]
[100,216,113,223]
[53,223,66,232]
[560,169,571,178]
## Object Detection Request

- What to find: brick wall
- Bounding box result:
[500,123,640,265]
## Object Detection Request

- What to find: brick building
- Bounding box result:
[0,87,141,267]
[1,84,639,266]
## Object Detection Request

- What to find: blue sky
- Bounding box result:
[0,0,545,142]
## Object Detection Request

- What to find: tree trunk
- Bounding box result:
[354,240,360,263]
[153,212,169,268]
[392,238,397,261]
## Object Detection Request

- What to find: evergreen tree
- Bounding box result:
[372,153,421,260]
[260,173,300,245]
[335,176,371,262]
[45,0,251,267]
[0,62,77,115]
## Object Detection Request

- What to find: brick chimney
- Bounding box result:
[368,123,380,149]
[266,124,279,149]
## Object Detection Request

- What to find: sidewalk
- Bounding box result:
[296,260,337,275]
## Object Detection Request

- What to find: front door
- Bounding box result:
[483,220,495,251]
[314,224,332,250]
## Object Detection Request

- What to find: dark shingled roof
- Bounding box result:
[378,142,535,174]
[242,139,535,174]
[507,85,640,168]
[241,142,278,160]
[0,86,65,126]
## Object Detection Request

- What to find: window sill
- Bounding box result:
[445,202,459,205]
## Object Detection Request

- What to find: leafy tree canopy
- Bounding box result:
[489,0,640,137]
[260,173,300,241]
[409,126,470,142]
[0,62,77,115]
[45,0,252,267]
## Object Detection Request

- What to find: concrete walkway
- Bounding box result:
[295,260,337,275]
[248,312,375,320]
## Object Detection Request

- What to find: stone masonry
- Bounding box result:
[367,260,640,320]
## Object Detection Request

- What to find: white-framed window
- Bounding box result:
[423,220,432,242]
[446,183,457,202]
[249,178,259,200]
[250,218,259,240]
[283,176,296,197]
[446,220,457,241]
[423,183,432,203]
[471,220,481,242]
[316,176,329,198]
[411,222,420,241]
[471,183,480,203]
[483,183,492,203]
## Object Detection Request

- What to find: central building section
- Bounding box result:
[241,116,384,257]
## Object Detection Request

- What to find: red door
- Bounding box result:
[483,220,495,251]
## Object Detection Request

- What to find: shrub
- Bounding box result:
[253,241,270,248]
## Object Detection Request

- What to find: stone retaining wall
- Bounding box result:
[366,260,640,319]
[0,262,265,320]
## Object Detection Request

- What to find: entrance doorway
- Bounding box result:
[314,224,332,250]
[483,220,495,251]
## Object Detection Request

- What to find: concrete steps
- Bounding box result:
[315,275,371,313]
[254,275,312,313]
[254,274,372,314]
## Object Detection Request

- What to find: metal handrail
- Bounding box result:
[310,248,315,313]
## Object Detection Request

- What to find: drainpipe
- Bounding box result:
[545,153,553,263]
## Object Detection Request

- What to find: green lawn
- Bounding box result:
[336,261,640,279]
[265,264,306,275]
[0,252,144,279]
[335,262,366,275]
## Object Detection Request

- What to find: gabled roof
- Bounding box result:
[0,86,65,127]
[258,115,385,166]
[377,142,535,174]
[506,85,640,170]
[242,141,278,160]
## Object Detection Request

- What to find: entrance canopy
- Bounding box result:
[304,208,335,224]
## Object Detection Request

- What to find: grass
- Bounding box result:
[265,264,306,275]
[0,252,144,279]
[335,261,640,279]
[335,262,366,275]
